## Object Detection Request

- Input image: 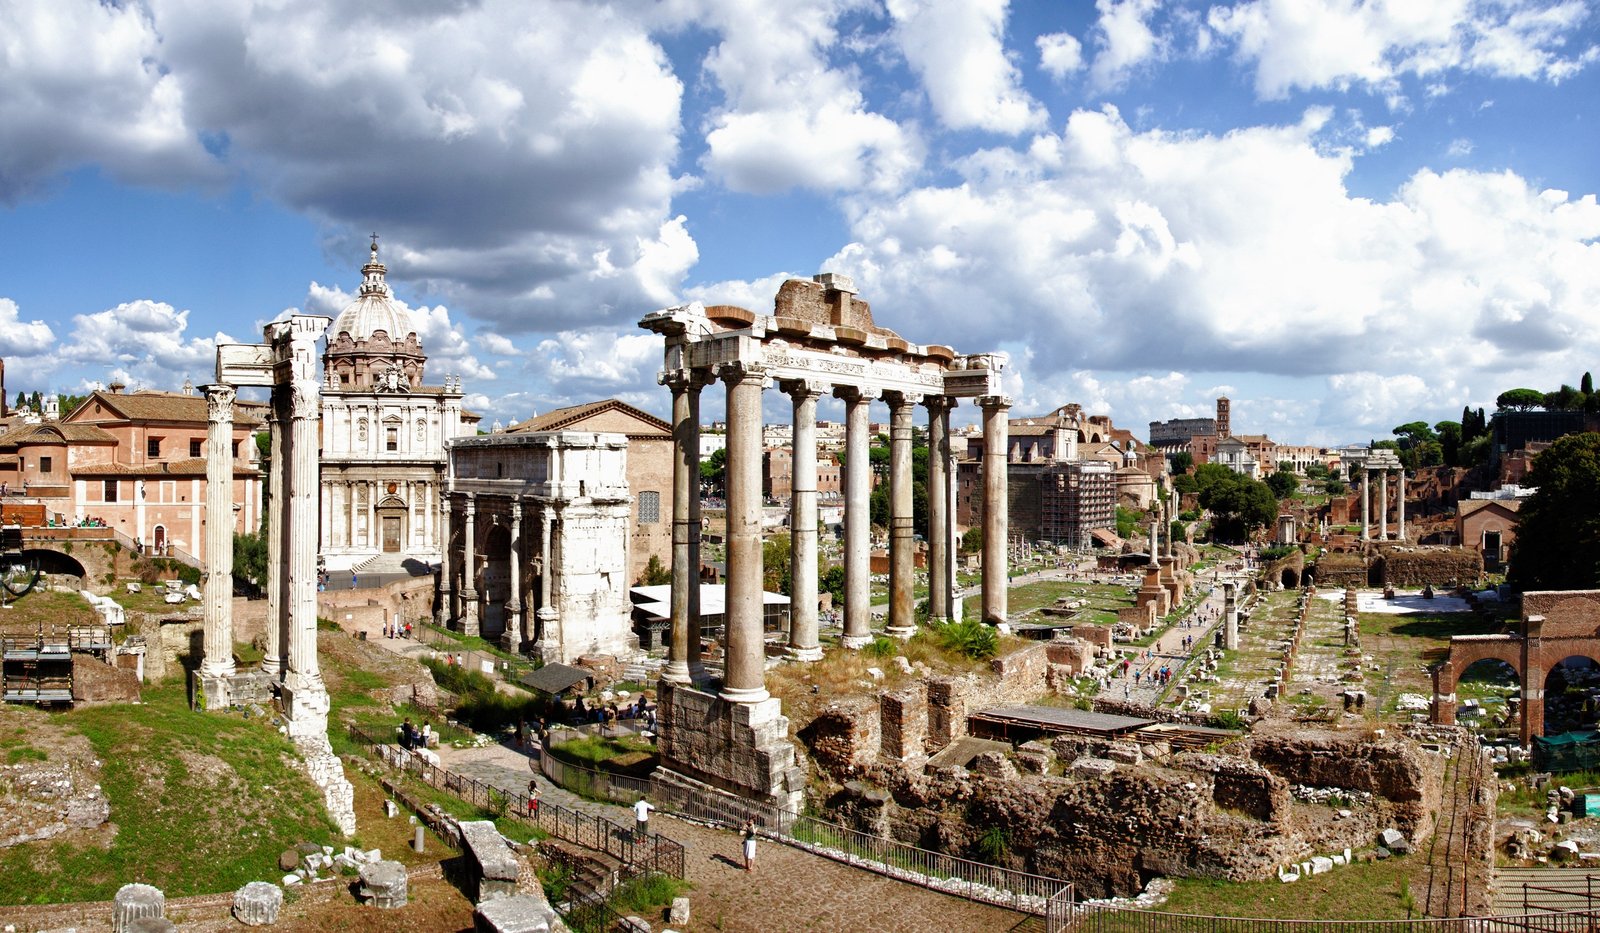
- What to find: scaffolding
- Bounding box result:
[1039,461,1116,549]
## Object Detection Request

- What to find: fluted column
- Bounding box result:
[663,369,704,683]
[437,492,453,626]
[201,384,236,680]
[504,499,523,652]
[282,375,327,728]
[835,386,878,649]
[980,395,1011,626]
[785,380,824,661]
[535,508,558,658]
[722,362,770,703]
[461,493,479,635]
[262,393,285,681]
[885,391,921,638]
[1378,469,1389,541]
[1361,468,1370,541]
[1397,470,1407,542]
[925,397,951,622]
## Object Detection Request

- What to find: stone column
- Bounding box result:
[721,362,769,703]
[1361,468,1370,541]
[262,392,285,681]
[835,386,877,648]
[535,508,558,659]
[925,396,950,622]
[200,384,237,681]
[1378,469,1389,541]
[885,391,921,638]
[1223,581,1239,650]
[1149,514,1160,565]
[980,395,1011,626]
[282,376,327,732]
[785,380,824,661]
[461,493,479,636]
[436,492,453,626]
[663,370,703,683]
[1397,470,1407,542]
[504,498,523,652]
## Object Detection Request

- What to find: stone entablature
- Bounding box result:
[443,431,636,662]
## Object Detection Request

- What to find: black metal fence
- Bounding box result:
[1068,909,1600,932]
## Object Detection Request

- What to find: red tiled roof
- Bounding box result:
[68,390,263,427]
[508,399,670,436]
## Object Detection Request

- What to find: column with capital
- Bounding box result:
[283,376,328,732]
[885,391,921,638]
[200,384,237,682]
[721,362,769,703]
[835,386,878,648]
[535,508,557,659]
[663,369,706,683]
[262,389,285,681]
[925,396,952,622]
[785,380,825,661]
[1361,468,1370,541]
[980,395,1011,626]
[1378,469,1389,541]
[1397,469,1407,542]
[504,498,523,652]
[461,493,479,636]
[437,492,454,626]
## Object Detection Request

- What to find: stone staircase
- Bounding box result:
[352,553,424,576]
[621,657,666,684]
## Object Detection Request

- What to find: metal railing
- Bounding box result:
[538,748,654,805]
[1517,876,1600,915]
[1067,908,1600,932]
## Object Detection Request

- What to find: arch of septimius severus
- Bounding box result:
[640,273,1009,811]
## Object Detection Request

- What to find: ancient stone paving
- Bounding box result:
[1204,589,1305,713]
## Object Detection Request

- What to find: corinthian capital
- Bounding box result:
[205,384,237,423]
[288,381,321,421]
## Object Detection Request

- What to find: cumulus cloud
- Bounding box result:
[887,0,1046,134]
[1090,0,1167,89]
[1208,0,1598,100]
[50,300,227,391]
[0,298,56,355]
[1038,31,1086,79]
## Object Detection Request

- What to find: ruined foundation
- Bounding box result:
[654,680,805,816]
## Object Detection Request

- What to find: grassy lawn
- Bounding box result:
[0,588,98,634]
[1146,856,1427,921]
[1361,611,1501,715]
[0,683,341,905]
[549,734,658,776]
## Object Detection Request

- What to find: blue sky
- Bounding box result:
[2,0,1598,446]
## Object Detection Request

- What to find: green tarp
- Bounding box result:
[1533,730,1600,774]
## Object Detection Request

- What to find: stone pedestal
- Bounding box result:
[1135,565,1170,619]
[476,894,563,933]
[655,680,804,813]
[200,669,275,711]
[1223,584,1239,650]
[460,820,521,903]
[359,859,409,909]
[113,883,165,933]
[233,881,283,926]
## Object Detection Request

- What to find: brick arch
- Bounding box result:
[1433,635,1524,736]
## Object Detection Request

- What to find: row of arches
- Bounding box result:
[1436,649,1600,740]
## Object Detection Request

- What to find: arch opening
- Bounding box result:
[1544,656,1600,737]
[1457,658,1520,734]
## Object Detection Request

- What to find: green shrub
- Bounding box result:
[863,636,898,659]
[610,873,688,915]
[976,825,1010,865]
[933,618,997,660]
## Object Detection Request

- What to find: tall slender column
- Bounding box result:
[262,392,285,681]
[980,395,1011,626]
[721,362,769,703]
[663,370,703,683]
[885,391,921,638]
[945,418,959,617]
[201,384,237,680]
[437,492,453,626]
[835,386,878,648]
[925,397,950,622]
[1378,469,1389,541]
[461,493,479,635]
[283,371,328,733]
[536,508,557,658]
[1397,470,1407,542]
[785,381,824,661]
[1361,468,1370,541]
[687,373,707,680]
[505,498,523,652]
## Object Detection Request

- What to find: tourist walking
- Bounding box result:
[742,819,757,872]
[527,779,540,818]
[633,797,655,841]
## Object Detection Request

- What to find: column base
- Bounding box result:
[840,634,873,650]
[199,660,236,681]
[719,684,771,705]
[281,676,331,738]
[883,625,915,641]
[199,669,273,711]
[261,654,283,681]
[786,645,824,662]
[986,620,1012,636]
[661,660,694,684]
[656,681,805,817]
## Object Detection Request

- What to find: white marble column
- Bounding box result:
[201,384,237,680]
[980,395,1011,626]
[461,493,479,635]
[785,380,824,661]
[283,375,327,732]
[721,362,769,703]
[663,370,703,683]
[535,508,557,657]
[925,396,951,622]
[835,386,877,649]
[885,391,920,638]
[262,394,285,681]
[1361,468,1370,541]
[505,498,523,652]
[437,492,453,626]
[1378,469,1389,541]
[1397,470,1407,542]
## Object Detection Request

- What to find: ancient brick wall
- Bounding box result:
[71,654,140,704]
[798,697,880,779]
[1378,547,1481,587]
[924,677,967,751]
[879,683,928,763]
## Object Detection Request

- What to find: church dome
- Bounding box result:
[329,240,418,343]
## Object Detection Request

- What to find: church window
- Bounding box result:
[104,479,118,502]
[638,491,660,524]
[147,437,162,458]
[39,456,52,473]
[386,427,398,452]
[190,439,203,458]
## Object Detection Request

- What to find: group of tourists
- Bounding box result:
[397,718,432,750]
[570,694,655,730]
[382,618,412,639]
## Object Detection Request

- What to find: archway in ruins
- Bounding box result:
[480,523,511,643]
[1280,567,1299,589]
[1456,658,1519,733]
[1544,655,1600,736]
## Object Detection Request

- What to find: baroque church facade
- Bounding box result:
[318,240,476,573]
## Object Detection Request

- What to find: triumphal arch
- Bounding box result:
[640,273,1009,811]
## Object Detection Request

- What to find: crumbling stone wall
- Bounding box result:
[798,696,879,779]
[1174,752,1291,823]
[880,684,928,763]
[1315,552,1369,589]
[925,677,967,751]
[1248,731,1442,841]
[71,654,140,704]
[1377,547,1481,587]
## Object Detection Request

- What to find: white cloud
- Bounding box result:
[1208,0,1597,100]
[1090,0,1166,90]
[533,330,661,391]
[478,333,520,357]
[887,0,1046,134]
[52,300,225,390]
[1447,137,1475,158]
[0,298,56,355]
[1038,31,1086,79]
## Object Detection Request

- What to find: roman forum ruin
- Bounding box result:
[640,273,1009,810]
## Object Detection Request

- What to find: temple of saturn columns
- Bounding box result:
[639,273,1008,811]
[1357,447,1407,543]
[200,314,357,835]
